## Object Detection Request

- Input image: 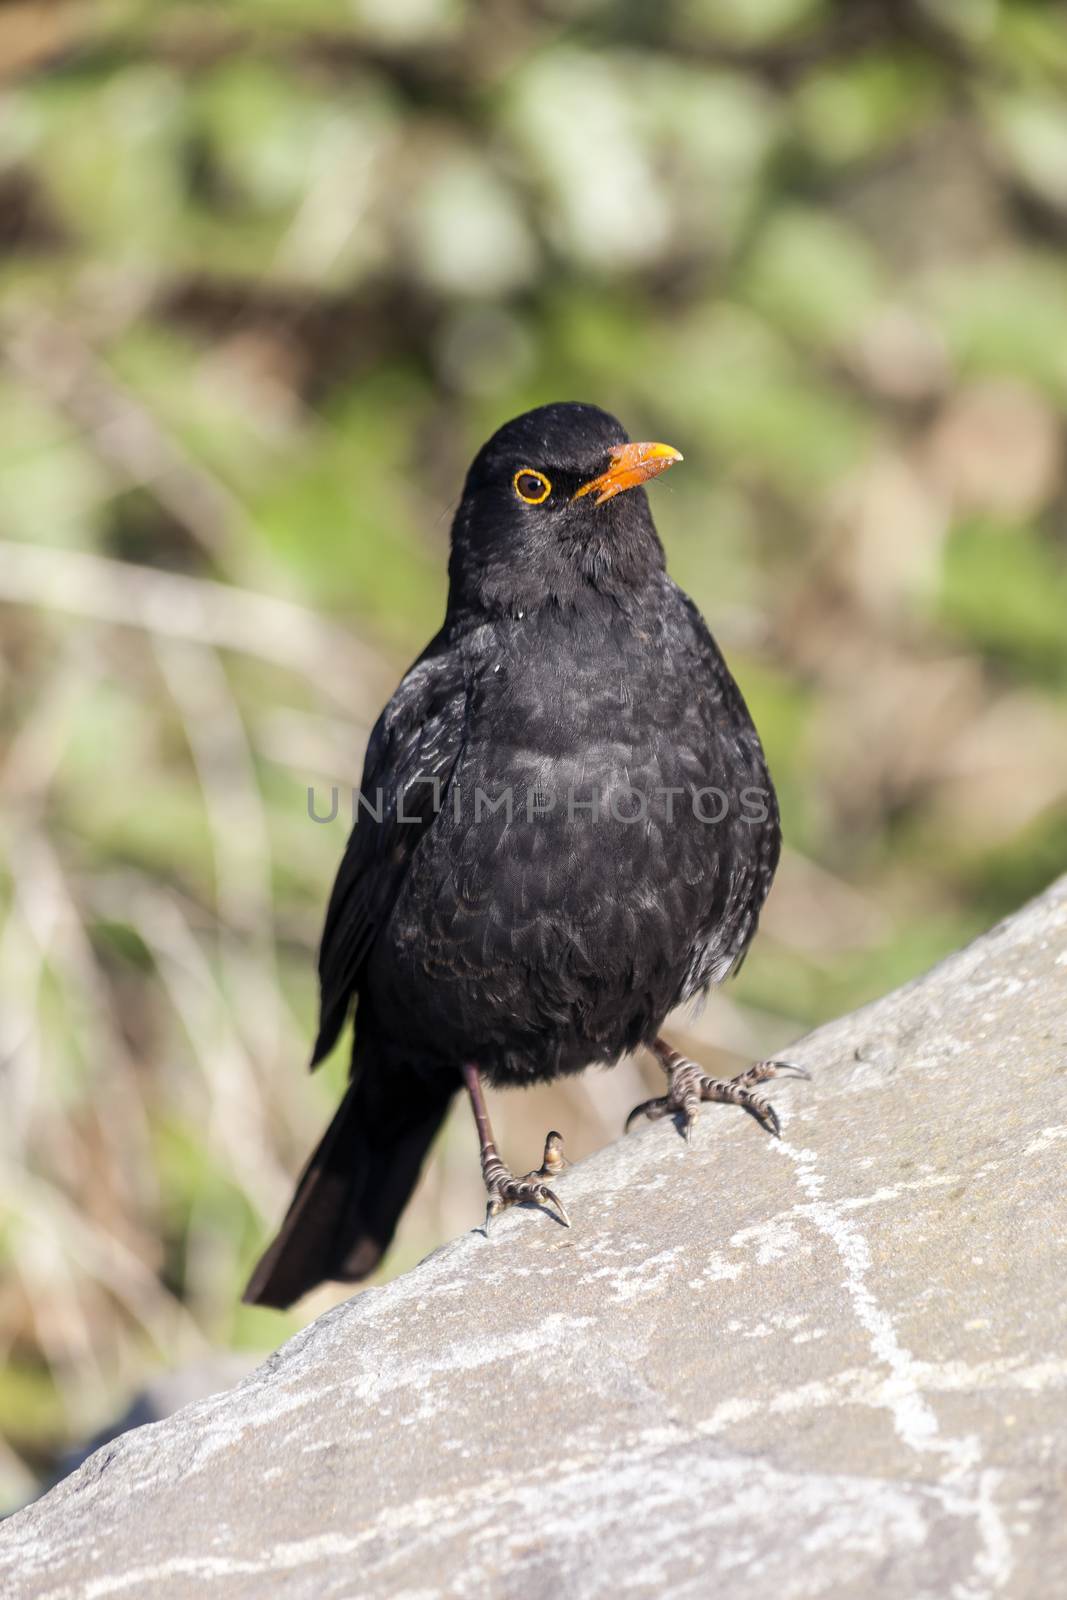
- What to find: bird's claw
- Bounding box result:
[484,1180,570,1232]
[740,1058,812,1085]
[482,1130,571,1233]
[625,1050,810,1144]
[625,1096,671,1134]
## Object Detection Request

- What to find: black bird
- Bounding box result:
[244,402,806,1309]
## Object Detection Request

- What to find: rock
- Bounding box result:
[52,1355,262,1485]
[3,877,1067,1600]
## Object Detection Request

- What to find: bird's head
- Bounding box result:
[447,402,683,619]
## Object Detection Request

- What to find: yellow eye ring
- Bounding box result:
[513,468,552,505]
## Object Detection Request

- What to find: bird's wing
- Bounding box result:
[310,632,467,1067]
[670,582,781,988]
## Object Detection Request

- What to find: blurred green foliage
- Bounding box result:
[2,0,1067,1504]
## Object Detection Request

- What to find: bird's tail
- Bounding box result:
[242,1067,453,1310]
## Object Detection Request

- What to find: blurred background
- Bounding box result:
[2,0,1067,1506]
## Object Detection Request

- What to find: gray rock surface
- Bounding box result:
[53,1355,262,1484]
[3,877,1067,1600]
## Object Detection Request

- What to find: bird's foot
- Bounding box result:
[483,1130,571,1233]
[626,1044,810,1143]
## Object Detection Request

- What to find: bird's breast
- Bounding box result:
[399,609,741,947]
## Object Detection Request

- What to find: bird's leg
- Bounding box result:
[462,1062,570,1233]
[626,1037,811,1143]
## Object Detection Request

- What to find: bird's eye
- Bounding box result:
[513,468,552,505]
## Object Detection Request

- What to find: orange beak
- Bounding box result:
[573,440,683,506]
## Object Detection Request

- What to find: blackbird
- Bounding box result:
[244,401,806,1309]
